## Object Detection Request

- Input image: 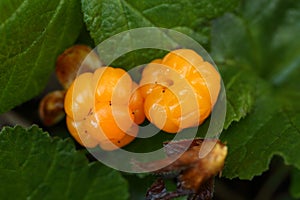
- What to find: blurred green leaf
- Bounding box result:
[0,126,128,200]
[212,0,300,179]
[124,174,155,200]
[0,0,83,113]
[291,169,300,198]
[212,0,300,79]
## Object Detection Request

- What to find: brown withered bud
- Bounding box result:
[55,45,102,89]
[142,139,228,200]
[39,90,66,126]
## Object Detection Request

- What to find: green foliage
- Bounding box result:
[0,0,83,113]
[291,169,300,198]
[0,126,129,200]
[82,0,239,44]
[212,0,300,182]
[219,66,257,129]
[1,0,300,199]
[81,0,239,69]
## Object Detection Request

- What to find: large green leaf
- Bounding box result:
[0,0,83,113]
[82,0,239,44]
[221,87,300,179]
[81,0,239,69]
[212,0,300,179]
[0,126,129,200]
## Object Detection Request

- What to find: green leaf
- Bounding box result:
[124,174,156,200]
[212,0,300,179]
[0,126,129,200]
[82,0,239,43]
[0,0,83,113]
[211,13,253,69]
[291,168,300,198]
[81,0,239,69]
[212,0,300,78]
[221,87,300,179]
[241,0,300,83]
[221,84,300,181]
[219,66,256,129]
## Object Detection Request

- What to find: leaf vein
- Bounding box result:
[0,0,28,29]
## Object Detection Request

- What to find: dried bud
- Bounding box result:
[142,139,228,200]
[39,90,66,126]
[55,45,102,89]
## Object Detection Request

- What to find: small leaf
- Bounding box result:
[0,0,83,113]
[0,126,129,200]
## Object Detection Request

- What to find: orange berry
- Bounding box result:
[64,66,142,150]
[140,49,220,133]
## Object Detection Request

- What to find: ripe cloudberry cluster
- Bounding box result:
[63,47,220,150]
